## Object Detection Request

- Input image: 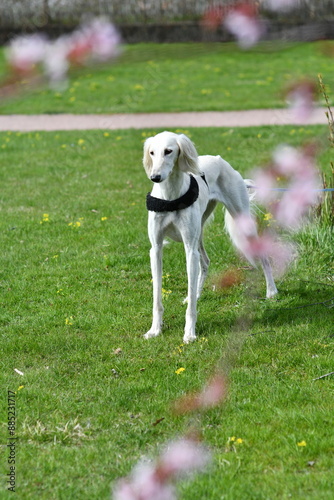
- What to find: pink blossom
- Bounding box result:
[113,438,211,500]
[286,80,316,123]
[273,144,306,177]
[275,178,320,228]
[81,17,121,62]
[173,373,228,414]
[252,168,277,203]
[233,213,294,275]
[224,4,264,49]
[234,213,257,239]
[6,34,47,74]
[113,462,175,500]
[199,374,228,408]
[44,38,70,85]
[5,17,121,88]
[159,438,211,478]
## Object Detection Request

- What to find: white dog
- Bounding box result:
[143,131,277,343]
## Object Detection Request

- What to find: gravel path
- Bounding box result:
[0,108,328,132]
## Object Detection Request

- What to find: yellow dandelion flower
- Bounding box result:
[103,132,110,137]
[101,216,108,221]
[40,213,50,224]
[297,440,307,447]
[65,317,73,325]
[17,385,24,391]
[175,367,185,375]
[236,438,243,444]
[69,96,76,103]
[78,139,85,146]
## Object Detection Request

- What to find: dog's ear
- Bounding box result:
[177,134,200,175]
[143,137,153,175]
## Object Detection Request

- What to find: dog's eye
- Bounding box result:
[149,151,154,156]
[164,149,172,155]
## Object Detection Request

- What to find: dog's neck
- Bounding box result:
[151,164,189,201]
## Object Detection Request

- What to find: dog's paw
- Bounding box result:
[266,286,278,299]
[183,333,196,344]
[144,329,161,340]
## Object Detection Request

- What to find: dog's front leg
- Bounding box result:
[145,243,164,339]
[183,245,200,343]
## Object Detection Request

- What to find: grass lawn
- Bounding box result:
[1,41,334,114]
[0,125,333,499]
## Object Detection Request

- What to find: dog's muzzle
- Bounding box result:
[150,175,162,183]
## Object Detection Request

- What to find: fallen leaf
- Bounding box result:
[152,417,165,426]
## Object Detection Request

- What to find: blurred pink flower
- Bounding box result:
[44,38,70,85]
[224,4,264,48]
[286,80,317,123]
[113,438,211,500]
[6,34,47,74]
[252,143,320,229]
[199,374,228,408]
[252,168,277,203]
[173,372,228,414]
[233,214,294,275]
[113,462,175,500]
[159,438,211,478]
[5,17,121,88]
[275,178,320,228]
[273,144,305,177]
[82,17,121,62]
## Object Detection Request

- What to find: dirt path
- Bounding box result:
[0,108,328,132]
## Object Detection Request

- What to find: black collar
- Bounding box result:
[146,174,200,212]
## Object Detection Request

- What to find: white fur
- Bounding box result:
[143,131,277,343]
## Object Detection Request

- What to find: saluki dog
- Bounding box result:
[143,131,277,343]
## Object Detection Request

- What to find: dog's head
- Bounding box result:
[143,131,200,183]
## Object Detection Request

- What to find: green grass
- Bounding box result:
[0,126,333,499]
[1,41,334,114]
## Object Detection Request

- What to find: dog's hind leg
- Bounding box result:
[260,256,278,298]
[225,210,278,298]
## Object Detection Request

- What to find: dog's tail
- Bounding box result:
[243,178,257,202]
[224,178,258,267]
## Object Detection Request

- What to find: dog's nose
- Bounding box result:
[150,174,162,183]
